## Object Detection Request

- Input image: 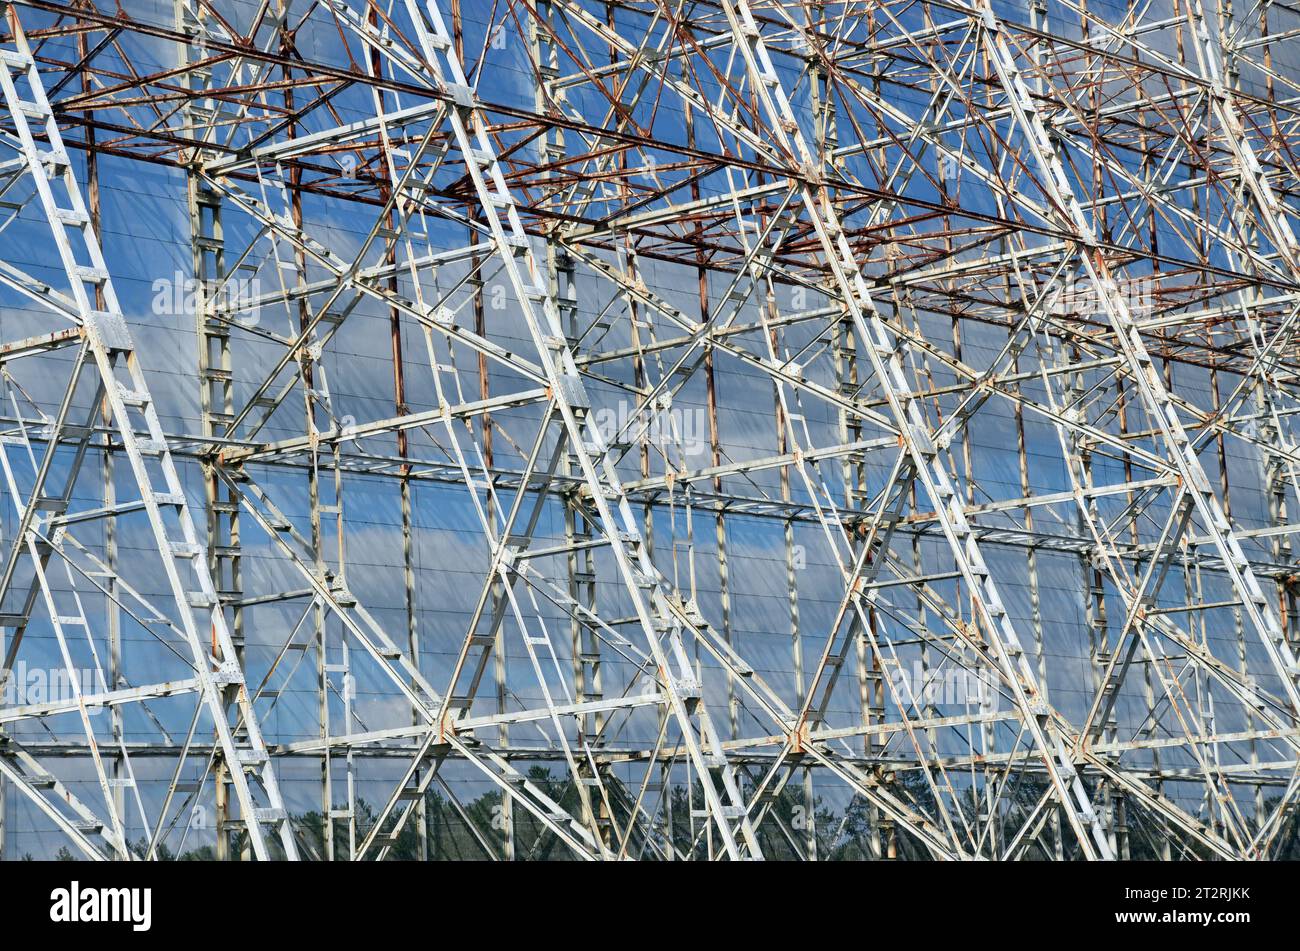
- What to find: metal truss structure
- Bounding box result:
[0,0,1299,861]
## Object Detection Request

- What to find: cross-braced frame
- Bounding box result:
[0,0,1298,860]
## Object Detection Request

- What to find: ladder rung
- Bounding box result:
[0,50,33,69]
[52,207,88,227]
[39,149,69,169]
[73,265,109,284]
[210,667,244,686]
